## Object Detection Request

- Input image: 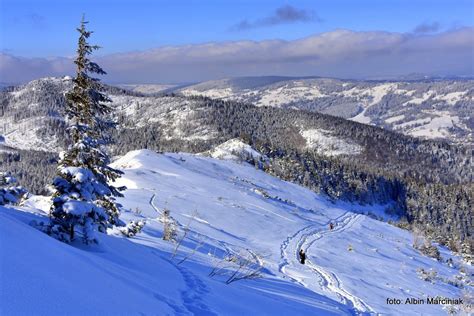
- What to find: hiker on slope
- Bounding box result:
[299,249,306,264]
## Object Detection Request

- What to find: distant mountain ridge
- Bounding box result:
[0,77,470,185]
[177,76,474,147]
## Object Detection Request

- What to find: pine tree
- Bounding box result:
[0,172,27,205]
[50,16,124,243]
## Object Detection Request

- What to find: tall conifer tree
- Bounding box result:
[50,16,123,243]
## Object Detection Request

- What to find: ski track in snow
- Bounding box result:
[279,212,376,315]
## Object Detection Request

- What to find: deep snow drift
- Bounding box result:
[1,149,470,315]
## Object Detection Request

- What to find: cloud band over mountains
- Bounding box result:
[1,27,473,83]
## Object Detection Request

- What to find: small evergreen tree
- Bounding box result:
[0,172,27,205]
[120,220,146,238]
[50,16,124,243]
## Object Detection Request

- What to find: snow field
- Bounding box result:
[1,149,469,315]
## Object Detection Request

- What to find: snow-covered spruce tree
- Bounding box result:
[0,172,27,205]
[50,17,124,243]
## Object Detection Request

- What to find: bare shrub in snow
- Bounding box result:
[171,211,196,258]
[413,227,441,261]
[412,227,425,249]
[416,242,442,261]
[133,207,143,216]
[162,210,204,265]
[209,248,263,284]
[162,209,177,242]
[416,268,438,283]
[176,236,204,265]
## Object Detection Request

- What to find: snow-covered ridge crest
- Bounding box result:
[111,149,183,189]
[205,138,263,161]
[112,149,161,170]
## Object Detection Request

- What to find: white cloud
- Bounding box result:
[1,27,473,84]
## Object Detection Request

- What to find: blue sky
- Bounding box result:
[1,0,473,83]
[1,0,472,57]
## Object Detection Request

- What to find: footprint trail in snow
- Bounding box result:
[280,212,376,315]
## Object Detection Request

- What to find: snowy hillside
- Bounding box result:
[118,83,179,94]
[2,149,470,315]
[179,77,474,146]
[0,77,219,151]
[1,77,473,153]
[206,138,263,160]
[2,76,473,157]
[0,77,72,151]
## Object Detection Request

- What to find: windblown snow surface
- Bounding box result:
[1,149,470,315]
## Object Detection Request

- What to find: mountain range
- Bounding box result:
[177,76,473,147]
[0,76,472,253]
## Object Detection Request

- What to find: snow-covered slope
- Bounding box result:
[299,129,362,156]
[206,138,263,161]
[118,83,179,94]
[2,77,472,154]
[179,77,474,146]
[0,77,219,151]
[2,149,470,315]
[0,77,72,151]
